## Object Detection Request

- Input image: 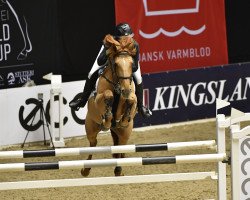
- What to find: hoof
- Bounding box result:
[102,127,110,132]
[118,121,129,128]
[115,172,124,176]
[81,168,90,177]
[114,167,123,176]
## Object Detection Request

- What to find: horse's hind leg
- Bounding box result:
[111,130,124,176]
[111,128,132,176]
[81,139,97,177]
[81,115,99,177]
[113,153,125,176]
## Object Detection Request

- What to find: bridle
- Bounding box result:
[101,51,133,95]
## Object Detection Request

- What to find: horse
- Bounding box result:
[81,34,138,176]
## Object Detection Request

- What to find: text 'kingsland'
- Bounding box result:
[153,78,250,110]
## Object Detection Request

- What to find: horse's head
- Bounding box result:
[113,52,133,98]
[104,34,136,99]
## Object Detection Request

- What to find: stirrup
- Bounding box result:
[69,98,83,111]
[138,106,152,119]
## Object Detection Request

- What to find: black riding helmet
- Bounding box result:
[114,23,134,38]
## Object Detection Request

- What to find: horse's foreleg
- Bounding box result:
[129,93,137,119]
[118,93,137,128]
[95,90,114,131]
[114,97,125,126]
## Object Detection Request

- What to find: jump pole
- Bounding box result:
[216,114,229,200]
[0,140,216,159]
[0,172,217,191]
[0,153,226,172]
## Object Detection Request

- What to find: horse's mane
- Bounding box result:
[103,34,136,59]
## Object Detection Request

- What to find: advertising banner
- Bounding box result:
[135,63,250,127]
[1,63,250,146]
[0,0,60,89]
[0,80,87,146]
[115,0,228,73]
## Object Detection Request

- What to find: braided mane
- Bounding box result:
[103,34,136,59]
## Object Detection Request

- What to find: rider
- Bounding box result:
[69,23,152,119]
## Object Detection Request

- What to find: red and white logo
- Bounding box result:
[140,0,205,39]
[115,0,228,73]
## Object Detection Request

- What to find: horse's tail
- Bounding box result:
[110,129,119,146]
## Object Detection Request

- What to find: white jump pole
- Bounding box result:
[0,153,226,172]
[0,140,216,159]
[0,171,217,191]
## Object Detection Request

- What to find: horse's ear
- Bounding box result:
[115,44,123,54]
[104,34,120,47]
[103,34,112,48]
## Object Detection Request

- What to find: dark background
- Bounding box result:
[59,0,250,82]
[0,0,249,88]
[225,1,250,64]
[57,0,116,82]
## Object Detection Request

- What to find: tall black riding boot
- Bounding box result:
[135,83,152,119]
[69,72,98,111]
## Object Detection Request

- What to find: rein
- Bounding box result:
[101,52,133,95]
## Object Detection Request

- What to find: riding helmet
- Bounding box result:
[114,23,134,37]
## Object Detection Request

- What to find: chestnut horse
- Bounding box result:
[81,35,137,176]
